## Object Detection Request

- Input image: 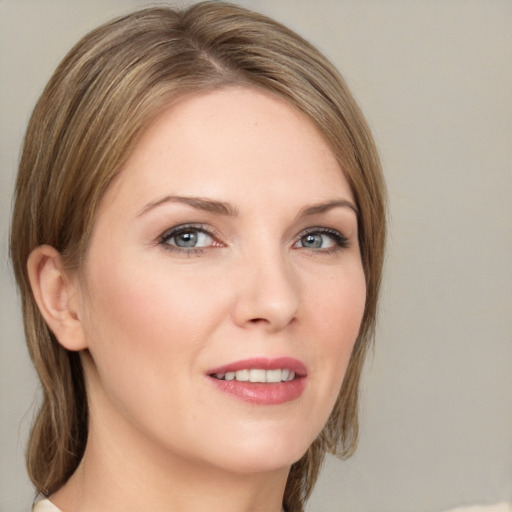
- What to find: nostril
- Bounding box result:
[249,317,268,324]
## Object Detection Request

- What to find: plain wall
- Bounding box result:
[1,1,511,511]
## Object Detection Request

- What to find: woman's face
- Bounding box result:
[76,87,366,475]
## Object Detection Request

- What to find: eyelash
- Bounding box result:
[295,227,350,253]
[159,224,349,255]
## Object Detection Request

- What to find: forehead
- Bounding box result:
[103,86,352,212]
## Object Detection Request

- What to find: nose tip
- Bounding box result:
[232,257,300,332]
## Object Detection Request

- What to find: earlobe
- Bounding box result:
[27,244,88,351]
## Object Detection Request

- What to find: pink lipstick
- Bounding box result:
[207,357,307,405]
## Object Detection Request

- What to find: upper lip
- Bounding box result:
[208,357,307,377]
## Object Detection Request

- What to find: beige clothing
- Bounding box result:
[33,499,62,512]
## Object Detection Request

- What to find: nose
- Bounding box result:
[232,249,300,332]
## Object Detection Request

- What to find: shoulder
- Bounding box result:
[33,498,62,512]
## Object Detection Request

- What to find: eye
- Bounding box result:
[294,228,348,252]
[160,225,218,252]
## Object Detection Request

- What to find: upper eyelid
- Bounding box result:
[160,223,217,240]
[296,226,348,239]
[297,226,342,234]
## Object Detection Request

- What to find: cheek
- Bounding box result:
[84,251,211,340]
[79,256,207,397]
[78,255,224,448]
[309,266,366,399]
[313,265,366,342]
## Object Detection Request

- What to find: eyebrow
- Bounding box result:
[137,195,358,218]
[138,195,239,217]
[298,199,359,218]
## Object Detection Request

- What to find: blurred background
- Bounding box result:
[1,1,511,511]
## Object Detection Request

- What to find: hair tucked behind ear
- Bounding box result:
[10,3,385,510]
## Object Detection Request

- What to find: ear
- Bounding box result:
[27,244,88,351]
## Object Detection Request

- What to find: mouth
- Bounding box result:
[207,357,307,405]
[211,368,297,383]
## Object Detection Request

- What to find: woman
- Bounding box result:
[10,2,386,511]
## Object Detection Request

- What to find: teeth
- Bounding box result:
[266,369,281,383]
[235,369,249,381]
[213,369,296,383]
[249,369,266,382]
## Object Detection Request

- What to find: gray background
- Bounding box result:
[1,1,511,511]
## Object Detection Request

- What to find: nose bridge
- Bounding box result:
[233,241,300,331]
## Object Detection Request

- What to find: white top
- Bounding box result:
[33,499,62,512]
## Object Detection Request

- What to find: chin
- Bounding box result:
[214,449,306,476]
[198,424,317,475]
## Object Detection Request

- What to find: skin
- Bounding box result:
[30,87,366,512]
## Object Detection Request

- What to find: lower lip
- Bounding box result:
[209,377,306,405]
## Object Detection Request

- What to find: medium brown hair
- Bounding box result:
[10,3,386,510]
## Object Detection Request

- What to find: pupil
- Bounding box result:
[304,234,322,248]
[176,231,197,247]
